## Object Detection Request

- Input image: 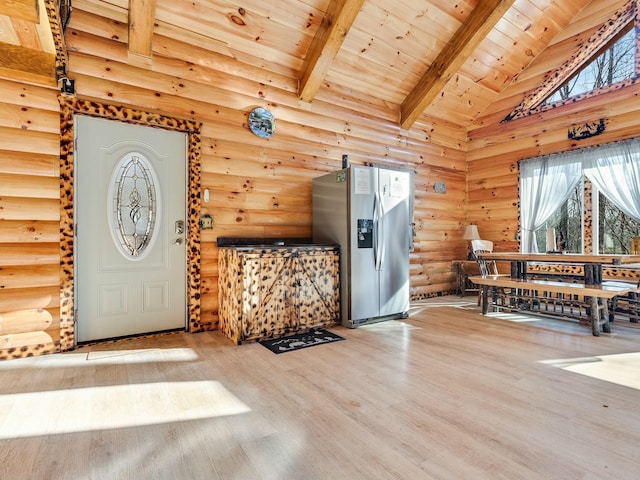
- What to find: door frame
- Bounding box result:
[59,97,204,350]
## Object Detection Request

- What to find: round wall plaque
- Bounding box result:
[248,107,276,138]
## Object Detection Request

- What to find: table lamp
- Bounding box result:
[463,224,480,260]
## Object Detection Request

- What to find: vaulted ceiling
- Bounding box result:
[0,0,612,129]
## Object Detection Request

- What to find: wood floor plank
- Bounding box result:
[1,296,640,479]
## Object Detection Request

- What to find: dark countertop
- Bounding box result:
[216,237,338,250]
[216,236,312,247]
[219,244,339,251]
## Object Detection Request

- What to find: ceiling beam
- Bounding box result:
[0,0,39,23]
[399,0,515,130]
[0,41,56,85]
[298,0,365,103]
[128,0,157,60]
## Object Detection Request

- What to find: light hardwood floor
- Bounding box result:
[2,296,640,480]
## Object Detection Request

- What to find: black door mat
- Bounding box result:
[259,328,345,354]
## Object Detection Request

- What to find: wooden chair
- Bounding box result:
[471,239,499,306]
[471,239,499,277]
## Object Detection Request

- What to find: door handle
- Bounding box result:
[173,238,184,245]
[373,192,383,271]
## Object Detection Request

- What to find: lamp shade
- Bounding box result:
[463,224,480,240]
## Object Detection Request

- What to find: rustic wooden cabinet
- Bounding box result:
[218,245,340,344]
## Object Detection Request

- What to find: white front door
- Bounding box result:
[75,116,187,342]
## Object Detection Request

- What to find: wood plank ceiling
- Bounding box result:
[0,0,598,129]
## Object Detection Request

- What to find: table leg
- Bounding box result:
[589,296,611,336]
[590,296,600,336]
[481,286,489,314]
[510,260,528,279]
[584,263,603,285]
[601,298,611,334]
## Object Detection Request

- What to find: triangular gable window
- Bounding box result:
[504,0,638,122]
[542,25,635,106]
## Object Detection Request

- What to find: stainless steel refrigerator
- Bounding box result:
[312,165,413,328]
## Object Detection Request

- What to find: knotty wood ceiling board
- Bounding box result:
[6,0,600,129]
[470,0,629,131]
[426,0,593,127]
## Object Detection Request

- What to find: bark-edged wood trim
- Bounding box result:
[298,0,365,103]
[400,0,515,130]
[58,96,204,351]
[44,0,69,79]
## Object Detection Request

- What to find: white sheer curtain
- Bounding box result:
[582,138,640,221]
[519,154,583,252]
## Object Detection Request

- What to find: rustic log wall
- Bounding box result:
[0,4,468,358]
[467,0,640,253]
[64,9,469,308]
[0,79,61,358]
[3,0,635,359]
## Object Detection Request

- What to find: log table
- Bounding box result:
[471,253,640,336]
[474,253,640,285]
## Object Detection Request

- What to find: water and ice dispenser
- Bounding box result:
[357,219,373,248]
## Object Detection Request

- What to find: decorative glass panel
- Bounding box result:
[110,153,159,259]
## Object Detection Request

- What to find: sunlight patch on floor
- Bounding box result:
[541,352,640,390]
[0,348,199,371]
[411,299,477,308]
[359,320,419,331]
[85,347,199,363]
[485,311,544,323]
[0,380,250,439]
[409,298,479,317]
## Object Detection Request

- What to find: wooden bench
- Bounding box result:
[606,280,640,323]
[469,275,638,336]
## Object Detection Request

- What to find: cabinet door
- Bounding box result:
[294,251,340,329]
[218,248,243,344]
[242,254,297,341]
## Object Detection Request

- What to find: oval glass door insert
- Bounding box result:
[109,152,160,259]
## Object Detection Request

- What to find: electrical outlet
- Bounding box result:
[434,181,446,194]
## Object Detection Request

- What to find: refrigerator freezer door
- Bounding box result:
[378,168,411,317]
[312,171,349,324]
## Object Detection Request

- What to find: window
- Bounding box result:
[597,189,640,254]
[109,152,160,260]
[527,176,640,254]
[542,26,635,106]
[533,181,583,253]
[504,3,637,122]
[520,138,640,254]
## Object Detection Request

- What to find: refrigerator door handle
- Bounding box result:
[373,192,378,269]
[373,191,383,271]
[378,196,386,270]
